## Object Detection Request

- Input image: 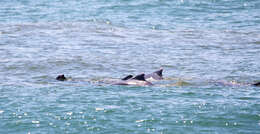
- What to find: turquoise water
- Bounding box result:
[1,0,260,133]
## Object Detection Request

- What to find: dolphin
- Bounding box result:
[113,73,153,86]
[252,82,260,87]
[145,68,163,81]
[56,74,67,81]
[121,75,133,80]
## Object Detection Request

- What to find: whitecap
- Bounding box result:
[95,108,104,111]
[66,112,73,116]
[32,120,40,124]
[136,119,144,123]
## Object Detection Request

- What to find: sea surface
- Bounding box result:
[0,0,260,133]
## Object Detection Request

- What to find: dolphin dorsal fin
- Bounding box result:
[121,75,133,80]
[133,74,146,81]
[154,68,163,77]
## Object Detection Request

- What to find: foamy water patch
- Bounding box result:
[95,108,104,111]
[32,120,40,124]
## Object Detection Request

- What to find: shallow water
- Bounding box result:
[0,0,260,133]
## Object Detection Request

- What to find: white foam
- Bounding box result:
[32,120,40,124]
[66,112,73,116]
[95,108,104,111]
[136,119,144,123]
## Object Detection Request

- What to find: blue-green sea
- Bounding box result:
[1,0,260,133]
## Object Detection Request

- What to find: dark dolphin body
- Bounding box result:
[145,68,163,81]
[113,73,153,86]
[56,74,67,81]
[121,75,133,80]
[252,82,260,87]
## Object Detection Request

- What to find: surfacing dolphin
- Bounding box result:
[252,82,260,86]
[113,73,153,86]
[121,75,133,81]
[56,74,67,81]
[145,68,163,81]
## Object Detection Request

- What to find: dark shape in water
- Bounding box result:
[133,73,146,81]
[121,75,133,80]
[145,68,163,81]
[252,82,260,87]
[56,74,67,81]
[113,73,152,86]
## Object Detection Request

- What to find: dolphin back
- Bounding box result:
[154,69,163,77]
[252,82,260,86]
[121,75,133,80]
[56,74,67,81]
[145,69,163,80]
[113,73,152,86]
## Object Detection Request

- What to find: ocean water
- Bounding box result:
[1,0,260,133]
